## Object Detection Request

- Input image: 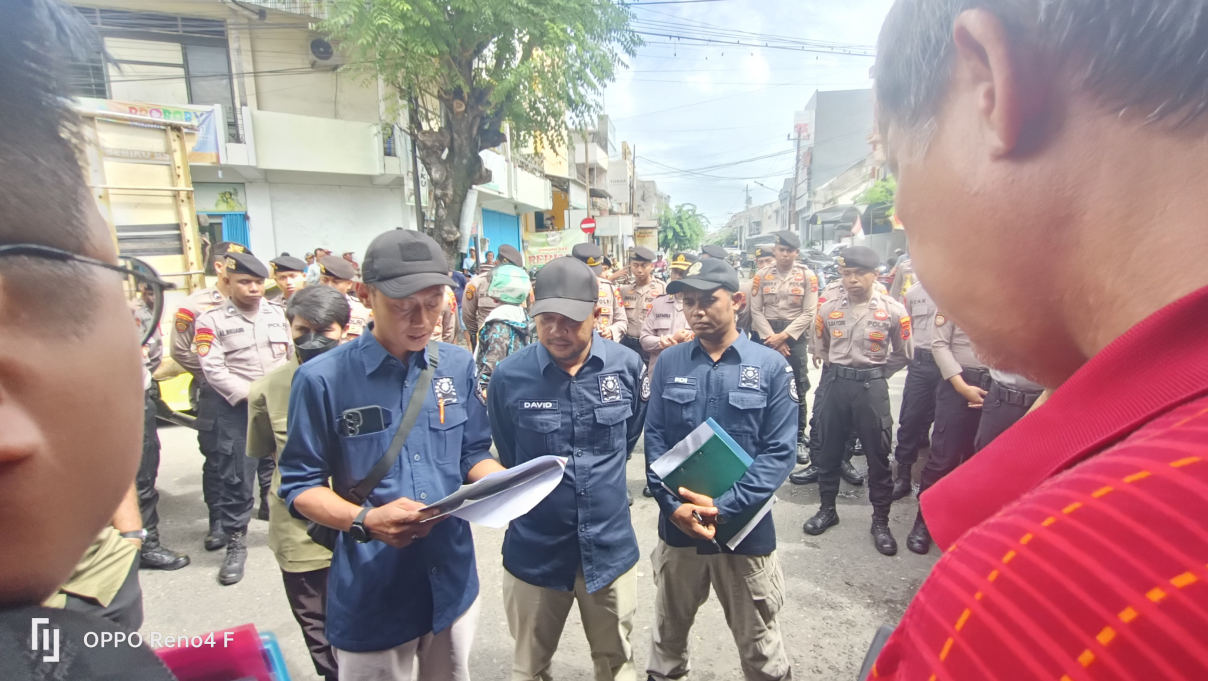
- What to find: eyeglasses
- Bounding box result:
[0,243,176,346]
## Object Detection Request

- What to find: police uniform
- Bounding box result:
[195,252,292,584]
[487,256,647,680]
[638,253,697,371]
[907,314,988,554]
[974,370,1044,451]
[805,246,912,555]
[319,255,372,340]
[644,258,796,681]
[888,257,916,303]
[619,247,666,362]
[890,282,941,499]
[573,242,629,342]
[750,231,818,448]
[431,286,459,343]
[169,280,229,546]
[461,270,499,347]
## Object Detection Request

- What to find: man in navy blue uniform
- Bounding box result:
[488,256,647,681]
[279,229,505,681]
[644,258,797,681]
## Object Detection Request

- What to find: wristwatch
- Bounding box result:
[120,529,148,542]
[349,507,373,543]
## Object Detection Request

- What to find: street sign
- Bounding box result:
[580,217,597,235]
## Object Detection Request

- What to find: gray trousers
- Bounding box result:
[647,542,792,681]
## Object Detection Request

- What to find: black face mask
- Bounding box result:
[294,332,339,363]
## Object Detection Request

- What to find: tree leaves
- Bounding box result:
[658,204,708,254]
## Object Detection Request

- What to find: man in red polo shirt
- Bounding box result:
[868,1,1208,679]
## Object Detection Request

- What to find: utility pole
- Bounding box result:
[743,184,752,250]
[789,128,802,237]
[408,92,425,234]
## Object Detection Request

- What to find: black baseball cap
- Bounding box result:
[224,252,269,279]
[631,246,655,262]
[667,258,740,294]
[319,255,357,281]
[362,230,455,298]
[270,255,306,273]
[837,246,880,271]
[498,244,524,268]
[530,257,599,322]
[700,244,728,259]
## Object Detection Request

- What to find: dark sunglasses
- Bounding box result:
[0,243,176,346]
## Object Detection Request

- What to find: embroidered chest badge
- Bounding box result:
[598,374,623,403]
[433,376,459,405]
[739,365,761,390]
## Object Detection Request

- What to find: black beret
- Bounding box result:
[774,230,800,250]
[837,246,880,271]
[631,246,656,262]
[319,255,357,281]
[224,252,269,279]
[701,244,728,259]
[270,255,306,273]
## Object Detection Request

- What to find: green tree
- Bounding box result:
[658,204,708,254]
[856,176,897,214]
[703,227,738,248]
[324,0,638,260]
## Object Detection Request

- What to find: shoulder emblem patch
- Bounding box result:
[193,328,214,357]
[900,316,912,340]
[174,308,195,333]
[786,365,800,403]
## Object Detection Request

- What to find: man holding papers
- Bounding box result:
[488,256,648,681]
[644,258,797,681]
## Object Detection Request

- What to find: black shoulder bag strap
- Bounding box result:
[346,341,440,505]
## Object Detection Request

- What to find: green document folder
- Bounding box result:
[650,418,776,550]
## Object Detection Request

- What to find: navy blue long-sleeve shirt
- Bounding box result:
[488,335,646,593]
[278,333,492,652]
[644,333,797,555]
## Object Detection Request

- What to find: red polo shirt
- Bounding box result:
[871,286,1208,680]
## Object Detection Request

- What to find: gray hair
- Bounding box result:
[875,0,1208,144]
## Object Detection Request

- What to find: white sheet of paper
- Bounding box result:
[420,455,567,529]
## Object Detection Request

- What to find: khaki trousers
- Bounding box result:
[503,566,638,681]
[334,598,479,681]
[647,542,792,681]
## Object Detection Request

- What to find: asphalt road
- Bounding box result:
[140,361,938,681]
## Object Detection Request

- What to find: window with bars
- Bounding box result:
[67,7,240,141]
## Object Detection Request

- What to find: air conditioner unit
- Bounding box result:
[309,38,346,69]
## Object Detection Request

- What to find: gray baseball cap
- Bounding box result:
[530,257,599,322]
[361,229,455,298]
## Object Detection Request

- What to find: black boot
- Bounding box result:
[840,459,865,485]
[140,530,190,571]
[642,485,655,497]
[871,515,898,556]
[204,523,229,551]
[217,530,247,586]
[803,506,839,535]
[789,464,820,485]
[906,512,932,555]
[796,442,811,466]
[891,467,913,500]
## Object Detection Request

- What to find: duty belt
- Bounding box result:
[990,380,1043,406]
[833,365,885,381]
[961,367,992,391]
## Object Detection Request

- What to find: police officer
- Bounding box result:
[750,230,818,458]
[804,246,911,556]
[975,370,1045,451]
[890,282,941,500]
[644,257,796,681]
[906,314,989,554]
[639,253,696,371]
[573,242,628,343]
[753,245,774,272]
[319,255,371,340]
[619,246,665,363]
[699,243,728,260]
[463,243,524,349]
[169,240,244,552]
[888,256,916,303]
[195,252,293,584]
[488,256,647,681]
[268,254,307,303]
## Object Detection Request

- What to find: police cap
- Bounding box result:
[319,255,357,281]
[225,252,269,279]
[530,256,599,322]
[571,242,605,273]
[837,246,880,272]
[667,258,740,294]
[668,252,699,271]
[753,246,769,258]
[497,243,524,268]
[630,246,656,263]
[774,230,800,251]
[270,255,306,274]
[700,244,728,259]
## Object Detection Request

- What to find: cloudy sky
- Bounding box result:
[604,0,895,229]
